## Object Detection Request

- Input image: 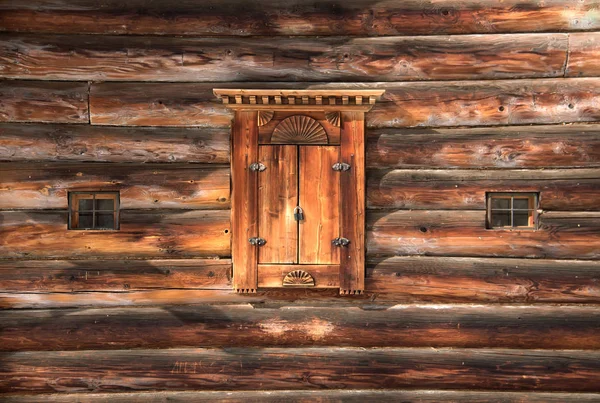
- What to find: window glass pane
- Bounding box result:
[513,198,530,210]
[513,211,530,227]
[78,213,93,228]
[491,211,511,227]
[491,198,510,209]
[96,198,115,211]
[78,199,94,211]
[96,213,115,229]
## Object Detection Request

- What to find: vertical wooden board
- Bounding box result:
[258,145,298,263]
[340,112,366,294]
[232,111,258,293]
[299,146,340,264]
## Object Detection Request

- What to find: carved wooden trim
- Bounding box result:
[325,111,341,127]
[271,115,328,144]
[257,111,274,126]
[283,270,315,287]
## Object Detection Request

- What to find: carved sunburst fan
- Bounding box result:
[257,111,274,126]
[271,115,328,144]
[325,111,341,127]
[282,270,315,287]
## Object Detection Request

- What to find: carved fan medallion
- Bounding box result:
[257,111,274,126]
[282,270,315,287]
[271,115,328,144]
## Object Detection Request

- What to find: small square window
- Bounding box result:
[486,193,538,230]
[69,192,120,230]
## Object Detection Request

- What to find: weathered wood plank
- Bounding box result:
[367,169,600,210]
[0,259,231,292]
[0,81,88,123]
[89,79,600,128]
[367,211,600,259]
[0,123,230,163]
[566,32,600,78]
[4,390,600,403]
[0,0,597,36]
[1,348,599,393]
[0,33,568,81]
[0,210,231,259]
[0,163,230,210]
[2,304,599,351]
[368,256,600,303]
[366,124,600,169]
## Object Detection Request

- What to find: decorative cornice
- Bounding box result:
[213,89,385,111]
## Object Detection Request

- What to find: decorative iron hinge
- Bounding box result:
[332,237,350,247]
[249,162,266,172]
[249,237,266,246]
[332,162,351,172]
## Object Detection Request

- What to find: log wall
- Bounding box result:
[1,1,599,401]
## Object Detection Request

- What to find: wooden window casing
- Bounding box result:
[486,192,538,230]
[68,192,120,230]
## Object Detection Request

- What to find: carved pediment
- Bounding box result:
[271,115,328,144]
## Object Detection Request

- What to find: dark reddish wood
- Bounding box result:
[366,169,600,211]
[258,146,298,264]
[0,1,597,36]
[339,112,365,293]
[367,211,600,260]
[0,210,231,259]
[299,146,340,265]
[231,111,259,293]
[0,81,88,123]
[366,124,600,169]
[0,163,230,209]
[0,123,230,163]
[0,33,567,81]
[2,347,600,393]
[258,264,339,288]
[566,32,600,77]
[259,111,340,145]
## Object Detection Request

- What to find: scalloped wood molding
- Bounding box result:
[213,89,385,111]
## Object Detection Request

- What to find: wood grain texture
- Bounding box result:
[0,81,88,123]
[0,163,230,209]
[0,0,597,36]
[0,123,229,163]
[4,391,600,403]
[1,348,600,393]
[566,32,600,77]
[366,124,600,169]
[0,259,231,292]
[258,146,297,264]
[368,256,600,303]
[0,210,231,259]
[367,211,600,260]
[367,168,600,210]
[299,146,340,265]
[0,33,568,81]
[89,79,600,128]
[2,304,600,351]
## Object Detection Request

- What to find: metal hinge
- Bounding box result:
[332,237,350,247]
[249,237,266,246]
[249,162,266,172]
[332,162,351,172]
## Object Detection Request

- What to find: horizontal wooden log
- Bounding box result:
[1,347,600,393]
[367,168,600,210]
[0,33,568,81]
[0,81,88,123]
[4,390,600,403]
[0,210,231,259]
[0,259,231,292]
[0,163,230,209]
[0,0,597,36]
[366,124,600,169]
[89,79,600,128]
[567,32,600,77]
[367,211,600,259]
[2,304,599,351]
[368,256,600,303]
[0,123,229,163]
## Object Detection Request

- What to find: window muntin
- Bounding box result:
[69,192,120,230]
[486,193,538,229]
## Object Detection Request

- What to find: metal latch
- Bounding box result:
[249,237,266,246]
[332,162,351,172]
[249,162,266,172]
[294,206,304,221]
[332,237,350,247]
